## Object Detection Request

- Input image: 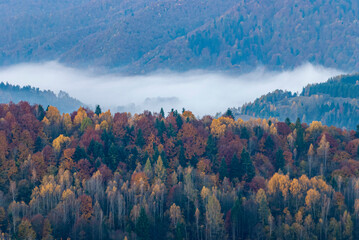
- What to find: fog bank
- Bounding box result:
[0,62,342,116]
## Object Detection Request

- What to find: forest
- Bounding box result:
[1,0,359,73]
[0,83,83,113]
[0,102,358,239]
[240,73,359,130]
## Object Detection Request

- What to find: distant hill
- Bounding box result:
[1,0,359,73]
[239,73,359,129]
[0,82,84,113]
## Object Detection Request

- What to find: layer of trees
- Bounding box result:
[0,82,83,113]
[1,0,359,72]
[0,102,359,239]
[241,73,359,129]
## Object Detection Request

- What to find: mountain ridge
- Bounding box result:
[239,73,359,129]
[1,0,359,73]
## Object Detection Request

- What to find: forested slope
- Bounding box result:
[0,82,83,113]
[1,0,359,72]
[241,73,359,129]
[0,102,359,239]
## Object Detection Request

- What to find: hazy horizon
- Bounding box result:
[0,61,343,116]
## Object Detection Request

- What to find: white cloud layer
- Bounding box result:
[0,62,343,116]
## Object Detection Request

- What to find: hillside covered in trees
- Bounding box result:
[0,102,359,239]
[240,73,359,129]
[0,82,83,113]
[1,0,359,73]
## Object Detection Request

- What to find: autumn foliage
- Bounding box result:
[0,102,358,239]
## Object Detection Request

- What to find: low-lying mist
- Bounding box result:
[0,62,342,116]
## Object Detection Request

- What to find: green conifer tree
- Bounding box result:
[230,154,241,180]
[95,105,102,115]
[219,157,228,180]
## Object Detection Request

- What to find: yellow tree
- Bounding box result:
[268,173,290,203]
[154,156,166,182]
[52,134,71,153]
[341,210,353,240]
[62,113,72,133]
[206,193,225,240]
[317,134,330,174]
[73,107,87,126]
[305,189,320,218]
[290,178,302,210]
[256,188,270,225]
[46,106,61,125]
[307,144,314,177]
[210,117,234,137]
[17,219,36,240]
[169,203,183,227]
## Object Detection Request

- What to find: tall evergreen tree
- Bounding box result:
[37,105,46,121]
[73,145,87,162]
[136,208,151,240]
[231,193,243,240]
[219,157,228,180]
[285,117,291,126]
[240,127,250,139]
[230,154,241,180]
[160,151,168,168]
[223,108,234,119]
[160,108,165,118]
[87,139,104,161]
[136,129,145,148]
[176,114,183,129]
[295,118,305,158]
[239,149,255,182]
[206,134,217,162]
[179,145,186,167]
[275,148,285,172]
[107,143,120,171]
[95,105,102,115]
[175,222,185,240]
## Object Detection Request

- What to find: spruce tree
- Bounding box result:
[285,117,291,126]
[73,145,87,162]
[176,114,183,129]
[230,154,241,180]
[295,118,305,158]
[136,129,145,148]
[37,105,45,121]
[160,107,165,118]
[239,148,255,182]
[275,148,285,172]
[95,105,102,115]
[219,157,228,180]
[240,126,250,139]
[160,151,168,168]
[34,136,43,152]
[179,145,186,167]
[205,134,217,162]
[136,208,150,240]
[224,108,234,119]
